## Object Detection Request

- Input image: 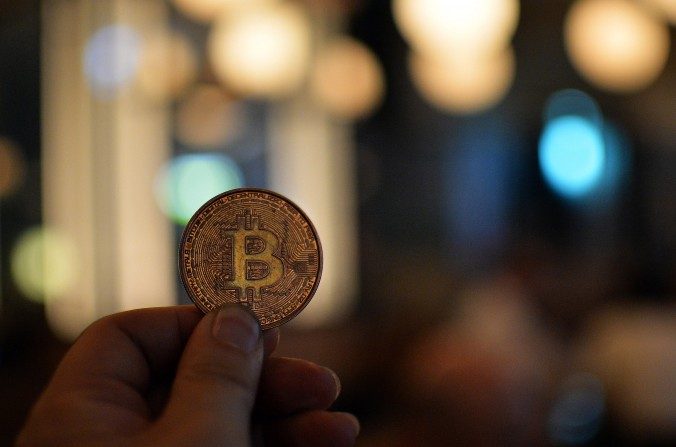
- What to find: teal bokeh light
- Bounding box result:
[539,116,605,199]
[157,153,244,224]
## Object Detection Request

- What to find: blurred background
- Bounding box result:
[1,0,675,445]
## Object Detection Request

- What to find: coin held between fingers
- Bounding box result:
[179,188,322,329]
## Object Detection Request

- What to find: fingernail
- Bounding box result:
[212,305,260,353]
[326,367,342,401]
[336,412,361,438]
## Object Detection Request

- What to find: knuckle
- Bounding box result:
[79,308,146,339]
[78,314,116,339]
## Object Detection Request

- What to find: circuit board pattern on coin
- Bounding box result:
[180,189,322,329]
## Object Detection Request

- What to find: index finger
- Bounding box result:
[50,305,202,396]
[48,305,279,397]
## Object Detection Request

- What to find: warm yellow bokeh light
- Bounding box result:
[310,37,385,120]
[176,84,243,148]
[409,47,515,114]
[208,2,312,98]
[172,0,274,23]
[137,31,198,102]
[565,0,670,92]
[393,0,520,56]
[0,137,26,198]
[10,227,78,303]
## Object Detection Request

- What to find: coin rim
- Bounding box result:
[178,187,323,329]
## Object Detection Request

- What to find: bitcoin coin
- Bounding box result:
[179,188,322,329]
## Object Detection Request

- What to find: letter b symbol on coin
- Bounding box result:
[231,217,283,304]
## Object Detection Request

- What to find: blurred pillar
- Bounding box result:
[268,96,359,327]
[42,0,174,339]
[267,10,358,328]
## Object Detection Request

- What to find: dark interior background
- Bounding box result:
[1,0,674,445]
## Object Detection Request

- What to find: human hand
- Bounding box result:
[16,305,359,446]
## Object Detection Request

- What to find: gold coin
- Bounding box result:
[179,188,322,329]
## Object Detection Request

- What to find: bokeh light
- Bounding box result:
[393,0,520,56]
[208,2,311,98]
[83,24,142,98]
[10,226,78,303]
[155,153,244,225]
[409,47,515,114]
[548,373,605,445]
[310,37,385,120]
[136,31,198,102]
[539,116,606,199]
[172,0,272,23]
[639,0,676,24]
[541,89,628,205]
[544,89,602,125]
[565,0,670,92]
[597,122,630,199]
[0,137,26,198]
[176,84,244,149]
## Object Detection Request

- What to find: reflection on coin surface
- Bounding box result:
[179,188,322,329]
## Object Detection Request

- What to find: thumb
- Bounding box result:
[159,305,263,446]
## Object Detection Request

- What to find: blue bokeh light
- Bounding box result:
[597,122,630,199]
[156,153,244,225]
[443,121,519,269]
[83,25,141,98]
[539,115,605,199]
[544,89,602,126]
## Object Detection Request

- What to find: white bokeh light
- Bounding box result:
[409,47,515,114]
[136,31,198,102]
[208,2,311,98]
[393,0,520,56]
[310,37,385,119]
[565,0,670,92]
[172,0,274,23]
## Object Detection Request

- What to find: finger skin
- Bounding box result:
[17,305,353,447]
[17,306,204,446]
[20,305,275,445]
[262,410,360,447]
[55,305,202,394]
[38,306,277,402]
[256,357,340,416]
[263,327,280,356]
[150,305,264,446]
